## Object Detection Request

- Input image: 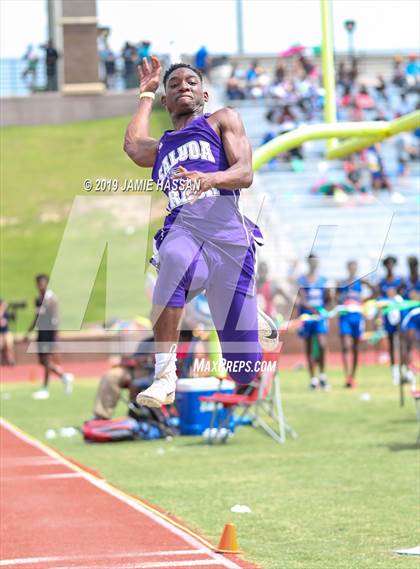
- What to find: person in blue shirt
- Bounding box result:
[335,261,375,389]
[377,255,403,384]
[297,254,332,390]
[195,46,209,75]
[400,256,420,385]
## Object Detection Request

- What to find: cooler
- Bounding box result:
[176,377,235,435]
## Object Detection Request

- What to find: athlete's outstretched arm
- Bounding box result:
[123,56,161,168]
[172,107,253,192]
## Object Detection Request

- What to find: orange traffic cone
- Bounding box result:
[216,523,241,554]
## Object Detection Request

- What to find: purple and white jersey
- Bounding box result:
[151,113,263,248]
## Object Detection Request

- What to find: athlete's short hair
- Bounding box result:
[383,255,397,267]
[163,63,203,89]
[35,273,49,283]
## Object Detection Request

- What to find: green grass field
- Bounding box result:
[1,113,170,330]
[1,366,418,569]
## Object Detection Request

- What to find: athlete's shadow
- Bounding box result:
[380,442,420,452]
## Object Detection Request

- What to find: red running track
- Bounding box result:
[0,419,258,569]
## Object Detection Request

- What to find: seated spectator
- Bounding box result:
[366,143,392,193]
[92,331,195,420]
[374,75,387,101]
[274,63,286,84]
[392,55,406,88]
[226,76,245,100]
[395,131,417,180]
[343,156,367,194]
[355,85,375,110]
[93,335,155,420]
[226,65,246,100]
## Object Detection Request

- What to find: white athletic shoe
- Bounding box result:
[392,365,400,385]
[309,377,319,390]
[257,308,279,351]
[136,371,176,408]
[32,388,50,400]
[62,373,74,395]
[319,373,331,391]
[405,368,417,386]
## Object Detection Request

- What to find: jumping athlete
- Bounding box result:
[124,56,278,408]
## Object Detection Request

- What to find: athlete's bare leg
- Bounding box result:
[350,337,359,378]
[151,305,183,351]
[340,334,350,378]
[304,337,315,379]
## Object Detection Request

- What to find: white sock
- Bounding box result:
[155,350,177,378]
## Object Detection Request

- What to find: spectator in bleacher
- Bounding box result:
[195,45,210,75]
[355,85,375,111]
[343,155,367,194]
[226,65,246,100]
[395,130,416,181]
[0,299,15,366]
[374,74,387,102]
[41,40,59,91]
[405,54,419,87]
[295,55,317,80]
[274,62,286,84]
[392,56,406,88]
[246,60,259,83]
[366,143,393,193]
[137,41,151,62]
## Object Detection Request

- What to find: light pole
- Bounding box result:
[236,0,244,55]
[344,19,356,62]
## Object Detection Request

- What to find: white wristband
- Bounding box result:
[139,91,156,100]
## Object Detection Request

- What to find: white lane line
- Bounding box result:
[0,550,210,566]
[1,473,84,481]
[0,419,243,569]
[51,561,226,569]
[2,457,61,466]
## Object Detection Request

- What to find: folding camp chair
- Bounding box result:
[411,390,420,445]
[199,359,297,445]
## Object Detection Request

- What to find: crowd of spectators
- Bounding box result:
[238,50,419,187]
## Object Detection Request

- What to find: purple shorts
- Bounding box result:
[151,225,262,384]
[152,226,256,308]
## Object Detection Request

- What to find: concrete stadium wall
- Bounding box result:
[0,89,139,127]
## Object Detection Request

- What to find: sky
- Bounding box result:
[1,0,419,58]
